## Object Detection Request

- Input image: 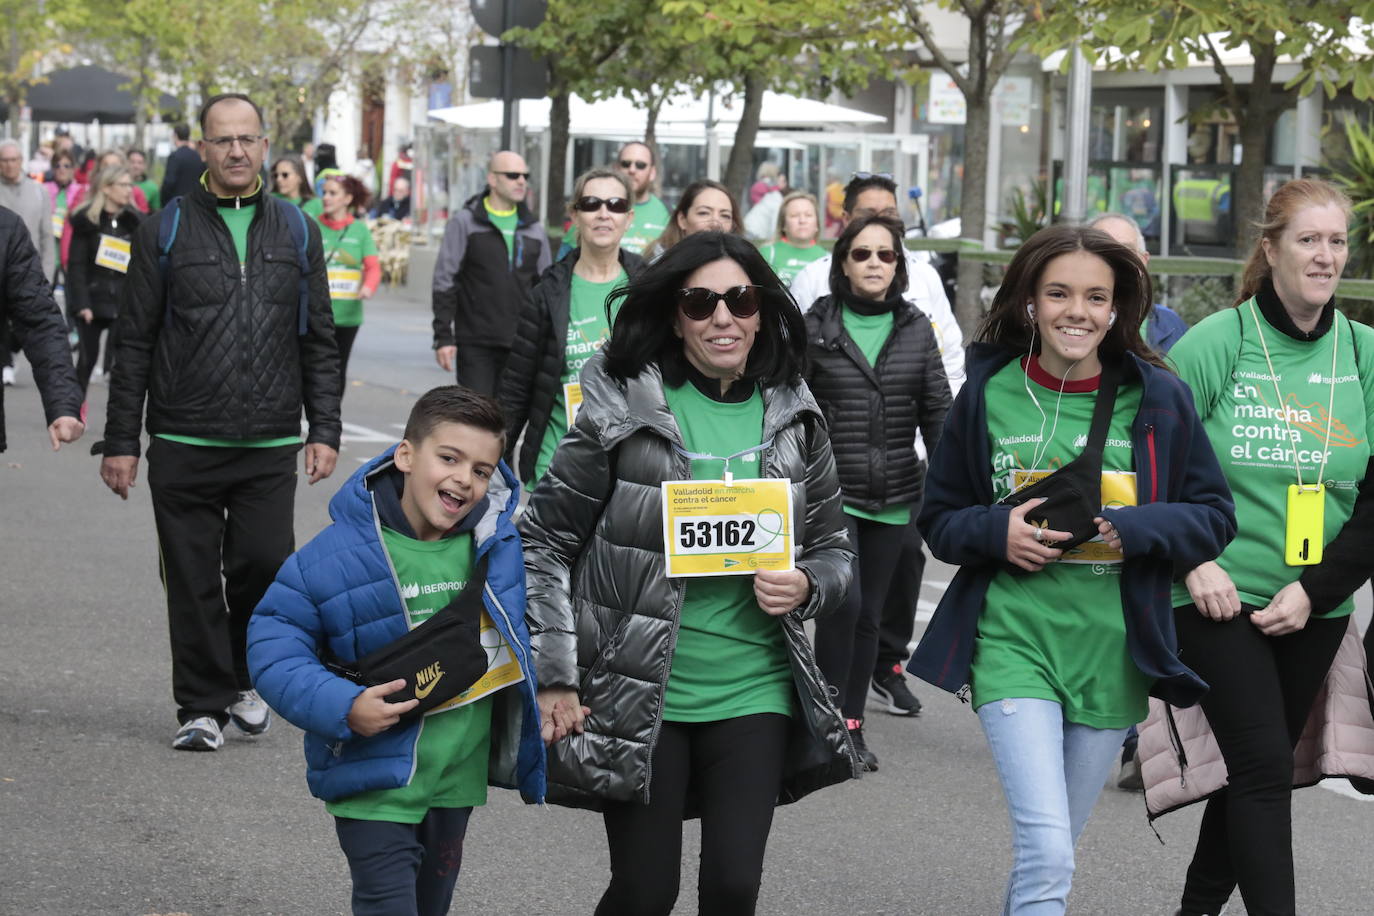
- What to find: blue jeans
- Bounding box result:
[978,698,1128,915]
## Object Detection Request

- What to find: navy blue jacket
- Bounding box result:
[247,446,546,804]
[908,344,1236,708]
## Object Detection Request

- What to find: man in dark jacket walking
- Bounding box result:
[159,123,205,206]
[100,93,341,752]
[0,207,83,452]
[431,150,551,395]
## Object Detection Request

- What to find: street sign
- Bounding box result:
[469,45,548,100]
[471,0,547,37]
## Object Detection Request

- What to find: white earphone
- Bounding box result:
[1026,303,1035,318]
[1108,310,1117,327]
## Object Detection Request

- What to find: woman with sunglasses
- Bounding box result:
[270,154,320,216]
[500,167,643,487]
[644,178,743,262]
[911,225,1235,914]
[313,174,380,397]
[804,215,951,770]
[759,191,826,287]
[44,150,84,282]
[522,230,857,916]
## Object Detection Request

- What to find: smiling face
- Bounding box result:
[842,223,899,299]
[1031,250,1116,381]
[674,257,760,389]
[782,197,818,244]
[199,98,267,197]
[321,177,351,218]
[573,176,632,253]
[677,188,733,237]
[394,421,504,541]
[1262,203,1348,316]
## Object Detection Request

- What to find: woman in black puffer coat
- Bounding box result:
[66,164,141,392]
[805,214,951,771]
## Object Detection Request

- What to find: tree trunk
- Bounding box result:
[723,72,765,205]
[1231,45,1281,255]
[546,89,571,228]
[645,94,664,153]
[954,95,991,335]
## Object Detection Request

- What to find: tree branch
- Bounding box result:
[1202,32,1241,112]
[903,0,972,97]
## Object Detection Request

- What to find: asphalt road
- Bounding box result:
[2,287,1371,915]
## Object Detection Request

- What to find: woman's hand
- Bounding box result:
[536,687,589,746]
[754,568,811,616]
[1006,498,1070,572]
[1184,561,1242,621]
[1093,515,1124,554]
[360,285,375,300]
[78,309,93,324]
[1250,581,1312,636]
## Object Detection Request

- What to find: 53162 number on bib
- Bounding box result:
[661,478,793,577]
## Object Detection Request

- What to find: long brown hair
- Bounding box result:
[978,224,1167,371]
[650,179,743,254]
[1235,178,1351,306]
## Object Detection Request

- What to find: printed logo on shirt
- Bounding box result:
[399,582,421,600]
[1072,433,1133,450]
[1307,372,1359,385]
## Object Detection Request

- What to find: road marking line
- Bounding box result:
[340,421,396,444]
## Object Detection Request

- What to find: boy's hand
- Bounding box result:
[347,679,419,737]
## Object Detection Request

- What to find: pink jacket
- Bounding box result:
[1139,616,1374,819]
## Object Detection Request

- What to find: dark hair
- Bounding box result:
[829,215,909,298]
[977,224,1167,371]
[403,385,506,446]
[618,140,656,167]
[651,179,743,254]
[1236,178,1351,306]
[270,154,314,201]
[315,143,339,172]
[173,123,191,142]
[325,173,370,211]
[126,148,146,161]
[198,93,264,134]
[842,173,899,214]
[602,231,806,390]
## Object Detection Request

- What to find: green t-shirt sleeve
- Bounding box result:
[1168,307,1243,420]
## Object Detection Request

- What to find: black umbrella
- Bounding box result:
[23,64,181,123]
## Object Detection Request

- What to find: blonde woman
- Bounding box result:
[66,165,142,391]
[758,192,826,287]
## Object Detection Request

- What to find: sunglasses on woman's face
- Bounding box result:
[274,171,293,179]
[677,285,762,321]
[572,195,632,214]
[849,247,897,264]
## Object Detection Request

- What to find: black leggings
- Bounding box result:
[1174,604,1348,916]
[75,315,115,392]
[335,324,360,398]
[596,713,790,916]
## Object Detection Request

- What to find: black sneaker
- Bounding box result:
[869,664,923,716]
[846,718,879,772]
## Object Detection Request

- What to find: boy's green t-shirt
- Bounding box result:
[971,359,1152,729]
[838,306,910,526]
[317,217,378,327]
[1168,302,1374,617]
[759,239,827,287]
[531,270,626,484]
[485,200,518,261]
[659,381,794,722]
[326,529,494,823]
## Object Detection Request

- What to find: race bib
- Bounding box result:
[661,478,794,577]
[427,610,525,714]
[1009,468,1137,564]
[328,266,363,299]
[564,381,583,427]
[94,235,132,273]
[51,212,65,239]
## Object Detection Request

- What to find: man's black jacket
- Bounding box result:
[104,183,341,457]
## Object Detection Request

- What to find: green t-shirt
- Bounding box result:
[532,270,626,484]
[218,203,256,263]
[53,187,68,238]
[971,358,1151,729]
[317,217,378,327]
[622,194,671,256]
[759,239,827,287]
[302,197,323,219]
[1168,301,1374,616]
[136,178,161,212]
[485,200,518,262]
[327,529,493,822]
[659,381,794,722]
[838,306,911,526]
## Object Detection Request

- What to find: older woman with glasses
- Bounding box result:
[522,230,857,916]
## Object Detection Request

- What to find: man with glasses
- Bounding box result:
[159,123,204,206]
[556,141,670,260]
[0,139,56,387]
[432,149,551,395]
[101,92,341,753]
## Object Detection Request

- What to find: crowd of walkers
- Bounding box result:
[2,91,1373,916]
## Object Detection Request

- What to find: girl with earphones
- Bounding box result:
[909,225,1235,915]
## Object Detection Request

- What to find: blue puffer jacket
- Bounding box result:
[247,446,546,804]
[909,344,1237,709]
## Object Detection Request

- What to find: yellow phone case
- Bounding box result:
[1284,484,1325,566]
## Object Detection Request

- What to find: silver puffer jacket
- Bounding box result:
[521,350,859,811]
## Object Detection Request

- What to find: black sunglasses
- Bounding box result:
[849,247,898,264]
[619,159,650,171]
[273,171,293,178]
[850,171,894,181]
[497,171,529,180]
[573,195,631,214]
[677,286,762,321]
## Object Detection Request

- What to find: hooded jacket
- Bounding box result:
[909,344,1237,709]
[498,246,644,482]
[247,447,546,805]
[521,350,860,811]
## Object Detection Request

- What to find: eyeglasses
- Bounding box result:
[849,247,898,264]
[205,134,263,150]
[572,195,631,214]
[677,285,762,321]
[850,171,894,181]
[619,159,650,171]
[496,171,529,180]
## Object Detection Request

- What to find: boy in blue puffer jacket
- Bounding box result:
[247,386,545,916]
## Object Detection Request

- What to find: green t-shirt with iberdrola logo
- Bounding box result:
[326,529,494,823]
[971,357,1151,729]
[532,270,626,485]
[838,305,910,526]
[659,380,794,723]
[485,199,518,262]
[759,239,827,287]
[316,216,378,327]
[1168,300,1374,617]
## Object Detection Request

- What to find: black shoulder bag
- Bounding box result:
[996,358,1121,551]
[323,556,491,723]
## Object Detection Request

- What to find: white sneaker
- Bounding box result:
[172,716,225,751]
[1,366,14,386]
[228,689,271,736]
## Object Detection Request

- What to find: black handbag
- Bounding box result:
[997,358,1121,552]
[323,555,491,723]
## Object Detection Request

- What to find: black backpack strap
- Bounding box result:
[1081,357,1122,461]
[158,197,183,327]
[272,197,312,336]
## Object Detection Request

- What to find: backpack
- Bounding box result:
[158,195,312,335]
